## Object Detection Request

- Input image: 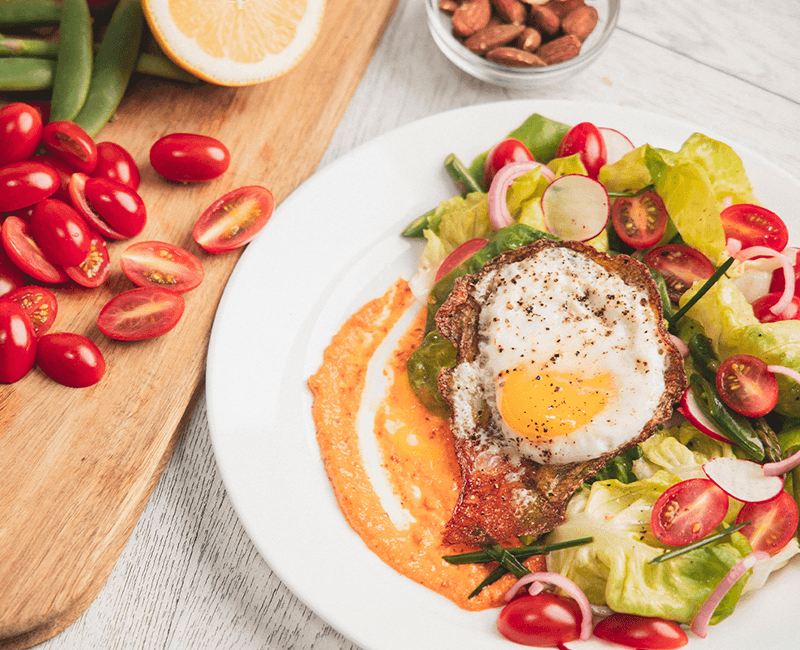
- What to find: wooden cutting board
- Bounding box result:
[0,0,398,646]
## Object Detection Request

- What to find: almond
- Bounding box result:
[527,4,560,36]
[465,23,526,55]
[562,5,598,41]
[516,26,542,52]
[544,0,584,19]
[438,0,461,14]
[490,0,527,25]
[486,46,547,67]
[536,33,582,64]
[451,0,492,37]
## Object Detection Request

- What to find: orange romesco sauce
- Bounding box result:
[309,278,538,611]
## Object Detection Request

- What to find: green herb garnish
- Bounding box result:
[648,522,749,564]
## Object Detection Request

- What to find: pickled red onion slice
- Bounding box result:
[504,572,593,641]
[734,246,794,315]
[487,161,555,230]
[690,551,769,638]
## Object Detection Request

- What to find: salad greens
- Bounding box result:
[401,112,800,630]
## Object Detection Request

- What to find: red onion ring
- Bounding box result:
[763,364,800,476]
[690,551,769,638]
[670,334,689,358]
[487,161,555,231]
[734,246,794,315]
[504,572,593,641]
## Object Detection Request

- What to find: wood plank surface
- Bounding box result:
[0,0,399,646]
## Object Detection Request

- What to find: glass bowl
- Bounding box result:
[425,0,620,88]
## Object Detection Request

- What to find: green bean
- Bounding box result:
[688,333,719,382]
[72,0,143,137]
[444,153,482,196]
[0,0,61,26]
[0,56,53,90]
[49,0,93,122]
[135,52,198,83]
[0,33,59,56]
[400,207,434,238]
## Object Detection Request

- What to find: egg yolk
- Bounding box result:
[497,368,614,438]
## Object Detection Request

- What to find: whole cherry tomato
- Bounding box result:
[36,332,106,387]
[29,154,79,203]
[0,103,43,165]
[0,247,26,298]
[193,185,274,253]
[94,141,140,190]
[0,161,60,212]
[0,300,36,383]
[593,613,688,649]
[2,285,58,337]
[30,199,92,267]
[496,593,582,647]
[150,133,230,183]
[69,175,147,239]
[556,122,608,178]
[41,120,98,175]
[483,138,535,188]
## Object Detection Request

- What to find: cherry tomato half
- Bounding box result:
[0,300,36,383]
[720,203,789,252]
[30,199,92,267]
[120,241,204,293]
[94,141,140,190]
[97,287,185,341]
[643,244,716,304]
[736,490,799,555]
[435,238,488,282]
[63,231,110,288]
[768,253,800,296]
[0,102,43,165]
[2,285,58,337]
[593,613,688,649]
[0,247,26,298]
[611,190,669,249]
[650,478,729,546]
[150,133,230,183]
[484,138,535,188]
[36,332,105,387]
[715,354,779,418]
[556,122,607,178]
[41,120,98,175]
[751,292,800,323]
[193,185,274,253]
[1,215,69,284]
[496,593,582,647]
[69,174,146,239]
[0,161,60,212]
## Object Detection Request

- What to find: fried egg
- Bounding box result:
[435,239,686,544]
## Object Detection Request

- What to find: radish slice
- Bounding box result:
[487,161,555,230]
[599,127,635,165]
[763,364,800,476]
[702,457,784,503]
[541,174,610,242]
[504,572,593,641]
[734,246,794,315]
[678,387,733,444]
[690,551,770,638]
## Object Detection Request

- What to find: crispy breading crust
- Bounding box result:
[435,239,687,545]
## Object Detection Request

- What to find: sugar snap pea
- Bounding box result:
[0,33,59,56]
[0,0,61,26]
[72,0,144,136]
[49,0,93,122]
[0,56,53,90]
[444,153,482,196]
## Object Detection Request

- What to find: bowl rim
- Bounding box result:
[425,0,620,87]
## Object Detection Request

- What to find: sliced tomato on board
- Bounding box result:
[0,247,26,298]
[611,190,669,249]
[736,490,799,555]
[1,215,69,284]
[483,138,535,188]
[41,120,98,175]
[97,287,185,341]
[149,133,231,183]
[650,478,729,546]
[643,244,716,303]
[715,354,779,418]
[69,173,146,240]
[720,203,789,252]
[193,186,274,253]
[94,141,140,190]
[0,102,43,165]
[63,231,110,288]
[120,241,204,293]
[1,285,57,337]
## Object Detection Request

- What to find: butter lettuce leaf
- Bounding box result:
[421,193,492,266]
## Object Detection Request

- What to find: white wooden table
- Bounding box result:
[40,0,800,648]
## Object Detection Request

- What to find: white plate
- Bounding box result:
[206,100,800,650]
